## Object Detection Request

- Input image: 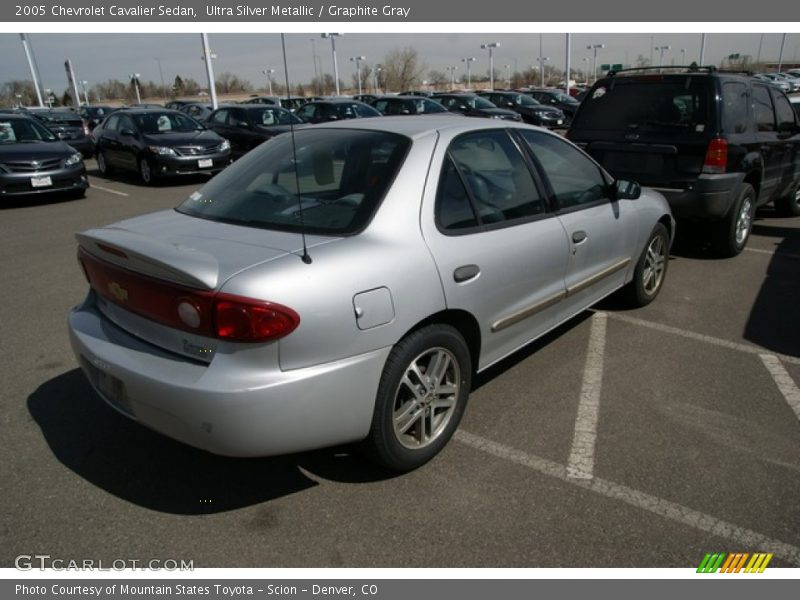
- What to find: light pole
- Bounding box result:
[777,32,787,72]
[19,34,44,107]
[154,57,166,101]
[680,48,687,65]
[310,38,320,92]
[461,57,476,89]
[582,57,591,83]
[656,45,671,71]
[536,56,550,87]
[129,73,141,104]
[446,66,458,90]
[481,42,500,90]
[262,69,275,95]
[373,64,382,94]
[349,56,365,95]
[44,88,54,108]
[586,44,605,84]
[504,64,511,87]
[200,33,218,109]
[321,33,343,96]
[80,80,89,105]
[756,33,764,66]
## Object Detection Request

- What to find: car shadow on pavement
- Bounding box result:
[27,369,398,515]
[743,221,800,357]
[0,191,85,210]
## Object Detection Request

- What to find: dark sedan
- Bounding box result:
[525,89,580,122]
[371,96,450,116]
[93,109,231,184]
[206,105,307,158]
[476,91,566,127]
[179,103,216,122]
[79,105,118,131]
[432,93,521,121]
[241,96,308,112]
[295,99,381,124]
[0,114,88,199]
[27,108,94,157]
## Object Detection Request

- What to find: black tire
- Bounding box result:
[96,150,113,176]
[138,157,156,185]
[774,182,800,217]
[622,223,670,307]
[363,324,472,472]
[713,183,755,257]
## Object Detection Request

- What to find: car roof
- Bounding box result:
[311,114,559,140]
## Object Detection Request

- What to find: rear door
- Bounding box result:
[421,128,570,370]
[97,113,121,166]
[117,114,139,171]
[770,88,800,198]
[519,130,640,316]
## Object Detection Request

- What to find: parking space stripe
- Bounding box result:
[603,312,800,365]
[91,184,129,197]
[760,354,800,423]
[744,247,800,260]
[567,312,607,480]
[455,430,800,566]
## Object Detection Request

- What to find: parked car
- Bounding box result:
[295,99,381,124]
[92,108,231,184]
[0,114,88,199]
[754,74,791,93]
[525,89,581,122]
[774,73,800,93]
[476,91,566,127]
[78,105,118,131]
[68,116,673,472]
[27,108,94,157]
[791,96,800,119]
[352,94,379,104]
[371,96,450,116]
[241,96,308,112]
[165,100,193,110]
[432,93,521,121]
[398,90,434,97]
[568,67,800,255]
[179,103,216,122]
[205,104,306,158]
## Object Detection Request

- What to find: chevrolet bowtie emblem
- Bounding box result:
[108,281,129,302]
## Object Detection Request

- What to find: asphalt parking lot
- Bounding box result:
[2,163,799,568]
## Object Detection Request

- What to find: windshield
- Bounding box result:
[134,112,204,134]
[470,96,497,109]
[177,129,410,235]
[553,92,578,104]
[0,119,58,143]
[574,78,711,131]
[516,94,539,106]
[249,107,303,126]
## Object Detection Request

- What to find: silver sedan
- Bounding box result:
[68,116,674,471]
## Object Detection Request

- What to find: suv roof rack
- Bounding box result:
[606,65,753,78]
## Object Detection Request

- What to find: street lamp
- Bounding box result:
[680,48,687,65]
[504,64,511,87]
[321,33,343,96]
[200,33,218,109]
[481,42,500,90]
[373,64,382,94]
[656,45,671,71]
[129,74,141,104]
[536,56,550,87]
[582,57,591,83]
[461,57,476,89]
[80,80,89,105]
[262,69,275,96]
[446,66,458,90]
[153,57,166,101]
[586,44,605,84]
[349,56,366,96]
[310,38,320,91]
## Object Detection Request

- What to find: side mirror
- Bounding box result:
[237,121,251,129]
[507,102,515,108]
[120,128,136,137]
[614,179,641,200]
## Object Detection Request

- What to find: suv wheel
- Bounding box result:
[713,183,755,257]
[775,183,800,217]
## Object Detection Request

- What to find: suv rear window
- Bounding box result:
[177,129,410,235]
[575,77,711,133]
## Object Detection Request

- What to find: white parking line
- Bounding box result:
[455,430,800,566]
[91,184,128,197]
[604,312,800,366]
[745,247,800,260]
[760,354,800,423]
[567,312,607,480]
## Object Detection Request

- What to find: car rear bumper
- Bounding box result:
[149,151,232,176]
[0,164,89,197]
[651,173,745,221]
[68,294,389,457]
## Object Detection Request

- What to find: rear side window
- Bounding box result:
[752,85,776,132]
[773,92,796,130]
[721,82,748,134]
[436,157,479,230]
[575,78,710,132]
[177,129,410,236]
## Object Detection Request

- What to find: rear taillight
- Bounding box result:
[78,249,300,343]
[702,137,728,174]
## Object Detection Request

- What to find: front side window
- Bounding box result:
[177,129,410,235]
[773,92,796,131]
[296,104,316,121]
[210,109,229,125]
[520,131,609,210]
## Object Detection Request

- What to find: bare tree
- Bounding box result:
[382,47,426,92]
[427,70,448,91]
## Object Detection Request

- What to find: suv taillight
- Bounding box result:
[702,137,728,174]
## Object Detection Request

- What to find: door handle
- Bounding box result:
[572,231,588,244]
[453,264,480,283]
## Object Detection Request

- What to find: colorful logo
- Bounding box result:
[697,552,773,573]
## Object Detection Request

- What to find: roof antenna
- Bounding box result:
[281,32,312,264]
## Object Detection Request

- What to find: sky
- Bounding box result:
[1,32,799,94]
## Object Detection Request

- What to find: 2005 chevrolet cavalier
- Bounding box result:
[69,116,674,471]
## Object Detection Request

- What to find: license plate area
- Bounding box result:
[31,176,53,188]
[197,158,213,168]
[81,356,134,417]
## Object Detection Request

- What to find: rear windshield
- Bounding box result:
[574,77,712,132]
[39,112,82,126]
[177,128,410,235]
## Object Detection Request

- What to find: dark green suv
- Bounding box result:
[567,66,800,256]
